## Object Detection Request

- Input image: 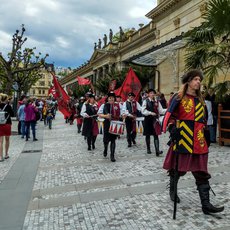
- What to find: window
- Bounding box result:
[43,90,45,94]
[39,90,41,95]
[39,81,45,86]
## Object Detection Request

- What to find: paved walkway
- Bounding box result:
[0,113,229,230]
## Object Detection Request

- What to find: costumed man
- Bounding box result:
[98,91,122,162]
[142,89,166,155]
[162,69,224,215]
[122,92,142,147]
[115,95,123,106]
[76,96,85,133]
[81,94,99,150]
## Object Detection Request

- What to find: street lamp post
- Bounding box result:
[12,82,19,116]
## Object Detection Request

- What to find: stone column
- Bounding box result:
[93,70,97,83]
[165,49,179,91]
[102,66,106,78]
[108,64,112,73]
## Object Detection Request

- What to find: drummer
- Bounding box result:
[98,91,122,162]
[80,93,99,150]
[122,92,142,147]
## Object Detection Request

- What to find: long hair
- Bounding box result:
[177,83,205,105]
[0,93,8,103]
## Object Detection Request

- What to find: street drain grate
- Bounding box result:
[21,150,42,153]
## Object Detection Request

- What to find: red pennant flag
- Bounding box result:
[116,68,142,101]
[52,74,71,117]
[77,76,91,85]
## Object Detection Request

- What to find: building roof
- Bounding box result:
[125,34,186,66]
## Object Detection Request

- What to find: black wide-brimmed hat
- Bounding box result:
[147,88,156,94]
[128,92,135,97]
[107,91,116,97]
[88,93,95,98]
[181,69,203,84]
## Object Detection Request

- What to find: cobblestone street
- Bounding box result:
[0,112,229,230]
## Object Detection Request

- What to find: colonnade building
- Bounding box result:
[60,0,209,96]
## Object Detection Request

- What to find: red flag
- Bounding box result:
[52,74,71,117]
[109,80,117,91]
[116,68,142,101]
[77,76,91,85]
[48,86,57,98]
[97,86,122,107]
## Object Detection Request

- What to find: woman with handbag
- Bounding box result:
[142,89,166,156]
[24,98,38,141]
[0,93,14,161]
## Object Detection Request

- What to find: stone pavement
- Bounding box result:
[0,113,229,230]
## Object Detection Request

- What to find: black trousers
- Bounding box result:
[125,119,136,143]
[169,169,211,186]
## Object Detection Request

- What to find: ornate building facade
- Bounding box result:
[29,64,54,99]
[60,0,221,97]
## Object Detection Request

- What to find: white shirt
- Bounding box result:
[141,98,166,116]
[122,100,142,116]
[97,103,123,114]
[80,103,97,118]
[97,104,104,114]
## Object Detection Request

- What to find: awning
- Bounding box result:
[126,35,186,66]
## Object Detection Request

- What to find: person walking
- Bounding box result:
[122,92,142,147]
[142,89,166,156]
[17,99,26,138]
[81,94,99,150]
[0,93,14,161]
[98,91,122,162]
[76,97,85,133]
[24,98,38,141]
[162,69,224,215]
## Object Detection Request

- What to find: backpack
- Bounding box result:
[0,104,9,124]
[35,110,40,121]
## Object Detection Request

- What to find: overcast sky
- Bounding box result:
[0,0,157,68]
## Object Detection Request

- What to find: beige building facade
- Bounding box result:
[61,0,227,97]
[29,64,53,99]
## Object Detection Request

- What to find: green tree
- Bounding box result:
[94,65,154,94]
[0,24,49,95]
[185,0,230,102]
[67,82,90,98]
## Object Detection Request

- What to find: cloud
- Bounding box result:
[0,0,157,67]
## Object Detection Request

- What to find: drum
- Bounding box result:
[109,120,125,135]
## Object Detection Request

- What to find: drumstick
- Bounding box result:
[89,114,98,118]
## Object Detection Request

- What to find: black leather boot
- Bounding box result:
[87,137,91,150]
[110,141,116,162]
[103,142,108,157]
[127,134,132,147]
[132,132,136,145]
[77,124,81,133]
[92,136,96,149]
[146,136,151,154]
[169,175,180,203]
[154,139,163,156]
[197,184,224,215]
